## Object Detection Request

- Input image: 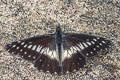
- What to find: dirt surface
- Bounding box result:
[0,0,120,80]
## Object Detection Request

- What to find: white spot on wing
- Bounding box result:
[51,50,58,59]
[102,41,105,44]
[24,52,27,54]
[76,46,81,51]
[86,53,89,56]
[39,59,42,62]
[33,56,36,59]
[46,48,49,54]
[78,43,85,50]
[86,42,92,46]
[72,46,77,51]
[99,43,102,46]
[73,69,76,72]
[93,39,97,41]
[83,42,88,48]
[66,71,69,74]
[7,49,10,52]
[91,41,95,44]
[21,42,25,45]
[28,55,31,58]
[32,45,37,51]
[90,52,93,54]
[46,71,50,73]
[41,48,45,54]
[28,45,32,49]
[70,47,74,53]
[24,44,27,48]
[96,45,99,48]
[97,37,100,39]
[17,41,21,43]
[11,52,14,54]
[62,50,71,61]
[20,49,23,52]
[62,46,80,62]
[93,48,96,51]
[48,50,53,57]
[36,45,42,53]
[43,48,47,54]
[12,45,16,48]
[54,72,57,74]
[105,48,108,50]
[41,48,58,60]
[68,49,73,56]
[17,47,19,50]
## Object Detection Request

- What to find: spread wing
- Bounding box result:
[5,35,61,74]
[5,33,113,75]
[61,33,113,74]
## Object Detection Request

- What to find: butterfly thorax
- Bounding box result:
[55,26,63,62]
[55,26,63,44]
[55,26,64,74]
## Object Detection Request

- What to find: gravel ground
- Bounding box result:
[0,0,120,80]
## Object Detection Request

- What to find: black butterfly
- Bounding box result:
[5,25,113,75]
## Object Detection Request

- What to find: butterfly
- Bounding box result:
[5,25,113,75]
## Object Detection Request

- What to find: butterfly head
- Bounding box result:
[56,25,62,33]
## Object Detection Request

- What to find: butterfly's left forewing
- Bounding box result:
[63,33,113,57]
[62,33,113,74]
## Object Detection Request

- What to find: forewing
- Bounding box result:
[64,33,113,57]
[5,35,60,74]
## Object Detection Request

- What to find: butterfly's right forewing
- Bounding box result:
[5,35,62,74]
[5,35,54,61]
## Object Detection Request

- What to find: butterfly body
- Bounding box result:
[5,25,113,75]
